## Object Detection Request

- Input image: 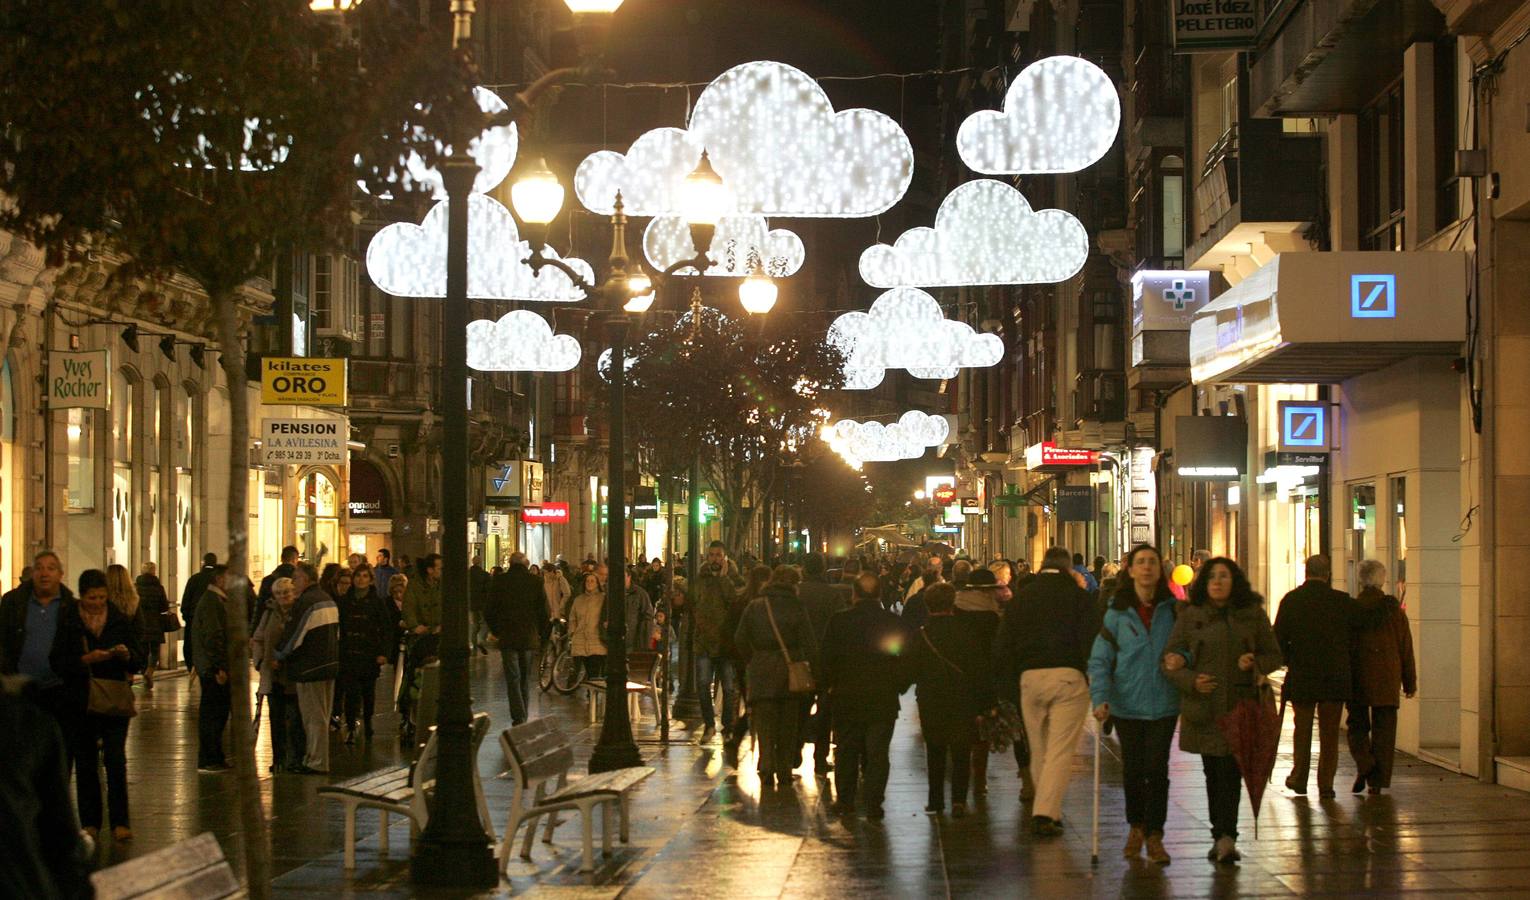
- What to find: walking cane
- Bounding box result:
[253,692,264,729]
[1091,714,1101,867]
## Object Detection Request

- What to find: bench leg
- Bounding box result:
[542,808,560,844]
[601,802,613,855]
[580,807,595,873]
[521,812,541,859]
[343,803,357,870]
[378,810,389,858]
[620,796,631,843]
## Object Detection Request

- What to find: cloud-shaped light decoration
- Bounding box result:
[957,56,1120,175]
[829,288,1004,390]
[859,180,1088,288]
[596,347,636,383]
[366,193,593,301]
[823,411,951,467]
[363,86,519,200]
[644,215,805,277]
[575,60,913,217]
[466,311,582,372]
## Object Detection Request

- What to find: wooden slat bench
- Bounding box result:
[499,719,654,874]
[318,711,492,869]
[580,650,661,725]
[91,832,242,899]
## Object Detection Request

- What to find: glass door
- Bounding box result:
[1348,482,1378,589]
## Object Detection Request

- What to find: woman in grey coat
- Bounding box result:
[1162,557,1282,866]
[733,566,818,786]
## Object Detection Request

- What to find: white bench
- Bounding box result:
[499,719,654,874]
[91,832,242,899]
[318,711,492,869]
[580,650,661,725]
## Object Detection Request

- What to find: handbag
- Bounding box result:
[160,606,182,633]
[762,598,815,694]
[84,637,137,718]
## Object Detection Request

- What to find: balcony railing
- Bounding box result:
[1132,44,1186,121]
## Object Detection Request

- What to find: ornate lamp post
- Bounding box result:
[512,152,772,771]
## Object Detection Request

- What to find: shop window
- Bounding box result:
[1349,482,1378,588]
[1390,475,1407,604]
[1359,80,1405,251]
[0,360,13,588]
[111,369,138,568]
[298,471,341,564]
[67,407,96,511]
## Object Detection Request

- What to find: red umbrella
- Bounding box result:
[1217,678,1284,838]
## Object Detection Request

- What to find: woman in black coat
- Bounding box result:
[907,582,995,816]
[133,563,170,688]
[337,565,392,743]
[50,569,144,843]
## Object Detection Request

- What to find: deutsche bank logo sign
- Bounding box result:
[1351,274,1396,318]
[1278,401,1330,453]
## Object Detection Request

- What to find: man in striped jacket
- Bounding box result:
[276,561,339,774]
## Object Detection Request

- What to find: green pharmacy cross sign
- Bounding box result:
[993,484,1028,518]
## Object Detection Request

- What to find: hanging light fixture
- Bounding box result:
[680,150,728,227]
[738,266,778,315]
[562,0,625,13]
[623,273,655,313]
[510,157,566,240]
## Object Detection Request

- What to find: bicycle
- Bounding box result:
[539,619,586,694]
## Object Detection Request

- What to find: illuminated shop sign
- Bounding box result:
[1351,274,1396,318]
[522,503,570,524]
[1025,442,1099,469]
[1278,402,1331,452]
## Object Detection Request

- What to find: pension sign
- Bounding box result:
[261,357,347,407]
[261,418,349,465]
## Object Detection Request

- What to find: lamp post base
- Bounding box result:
[589,739,645,773]
[409,836,498,888]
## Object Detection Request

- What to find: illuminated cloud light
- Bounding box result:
[366,193,593,301]
[362,86,519,200]
[828,288,1004,390]
[596,347,637,383]
[957,56,1120,175]
[467,310,582,372]
[859,179,1088,288]
[575,60,913,217]
[825,411,951,465]
[644,215,805,277]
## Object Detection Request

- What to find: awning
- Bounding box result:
[1190,251,1468,385]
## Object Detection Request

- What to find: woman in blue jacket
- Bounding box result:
[1089,544,1179,865]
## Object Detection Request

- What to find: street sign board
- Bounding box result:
[260,417,348,465]
[48,350,110,409]
[523,503,570,524]
[1056,485,1093,523]
[1171,1,1258,53]
[261,357,348,407]
[933,485,958,506]
[632,485,658,519]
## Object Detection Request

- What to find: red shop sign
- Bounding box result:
[1026,441,1099,468]
[932,485,958,506]
[521,503,570,524]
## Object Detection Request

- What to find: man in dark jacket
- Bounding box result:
[250,546,297,632]
[1274,555,1355,797]
[820,571,908,819]
[179,552,218,669]
[0,674,92,899]
[623,569,655,651]
[0,551,76,741]
[993,546,1095,835]
[189,566,232,770]
[692,542,742,744]
[469,558,491,654]
[798,552,848,773]
[275,562,339,774]
[484,553,548,725]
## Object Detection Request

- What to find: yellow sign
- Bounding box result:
[260,357,347,407]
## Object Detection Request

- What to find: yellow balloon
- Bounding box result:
[1172,564,1195,587]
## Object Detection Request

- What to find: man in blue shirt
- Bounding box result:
[0,551,75,737]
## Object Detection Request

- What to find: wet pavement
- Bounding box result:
[95,653,1530,897]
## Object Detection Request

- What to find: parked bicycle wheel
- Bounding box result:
[552,649,584,694]
[538,641,558,692]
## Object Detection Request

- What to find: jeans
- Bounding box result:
[1290,700,1344,793]
[696,654,738,731]
[197,673,231,767]
[296,680,335,772]
[1115,716,1177,834]
[267,691,305,769]
[752,697,802,779]
[71,713,131,829]
[1020,667,1091,821]
[1347,704,1400,788]
[1202,753,1243,841]
[501,648,535,724]
[925,738,972,808]
[833,714,895,812]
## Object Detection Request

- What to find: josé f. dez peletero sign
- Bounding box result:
[49,350,111,409]
[1172,0,1258,53]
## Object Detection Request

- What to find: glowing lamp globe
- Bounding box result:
[1172,564,1194,587]
[624,273,655,313]
[510,158,565,226]
[681,150,729,227]
[563,0,625,12]
[738,271,778,315]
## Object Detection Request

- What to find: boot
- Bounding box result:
[1123,826,1145,858]
[1146,833,1171,865]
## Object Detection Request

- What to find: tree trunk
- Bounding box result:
[211,288,271,898]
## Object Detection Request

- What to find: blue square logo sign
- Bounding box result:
[1280,403,1328,451]
[1351,274,1396,318]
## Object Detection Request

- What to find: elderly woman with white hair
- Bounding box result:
[251,577,304,772]
[1347,560,1416,795]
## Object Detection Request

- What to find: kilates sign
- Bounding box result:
[49,350,110,409]
[261,418,348,465]
[1171,1,1258,52]
[261,357,348,407]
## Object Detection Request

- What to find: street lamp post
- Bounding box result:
[515,153,746,772]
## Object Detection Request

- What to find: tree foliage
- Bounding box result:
[616,307,845,550]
